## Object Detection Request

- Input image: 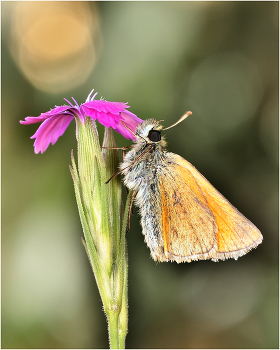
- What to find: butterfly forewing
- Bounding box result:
[168,154,263,261]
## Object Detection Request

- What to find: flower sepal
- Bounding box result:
[70,116,130,348]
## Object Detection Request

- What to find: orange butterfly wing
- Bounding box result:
[157,153,262,263]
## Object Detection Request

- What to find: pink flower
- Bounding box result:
[82,91,142,141]
[20,90,142,154]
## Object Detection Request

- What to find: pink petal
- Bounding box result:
[20,106,71,125]
[115,111,143,140]
[83,100,129,114]
[31,114,74,153]
[82,100,142,140]
[83,109,118,128]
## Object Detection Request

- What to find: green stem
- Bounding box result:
[117,190,133,348]
[118,246,128,349]
[106,190,133,349]
[107,309,120,349]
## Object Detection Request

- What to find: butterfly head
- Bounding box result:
[135,119,166,147]
[129,112,192,148]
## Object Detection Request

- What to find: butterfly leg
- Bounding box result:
[101,145,131,151]
[103,146,132,184]
[126,190,137,233]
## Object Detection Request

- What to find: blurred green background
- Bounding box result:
[2,1,278,348]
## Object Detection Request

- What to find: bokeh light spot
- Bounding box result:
[9,2,102,94]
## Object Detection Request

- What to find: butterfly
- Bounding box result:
[118,112,263,263]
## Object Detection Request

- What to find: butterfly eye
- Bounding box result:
[148,130,161,142]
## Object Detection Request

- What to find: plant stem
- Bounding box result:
[118,248,128,349]
[107,309,120,349]
[106,190,133,349]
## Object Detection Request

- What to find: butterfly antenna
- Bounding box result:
[162,111,192,131]
[122,121,146,143]
[121,121,137,138]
